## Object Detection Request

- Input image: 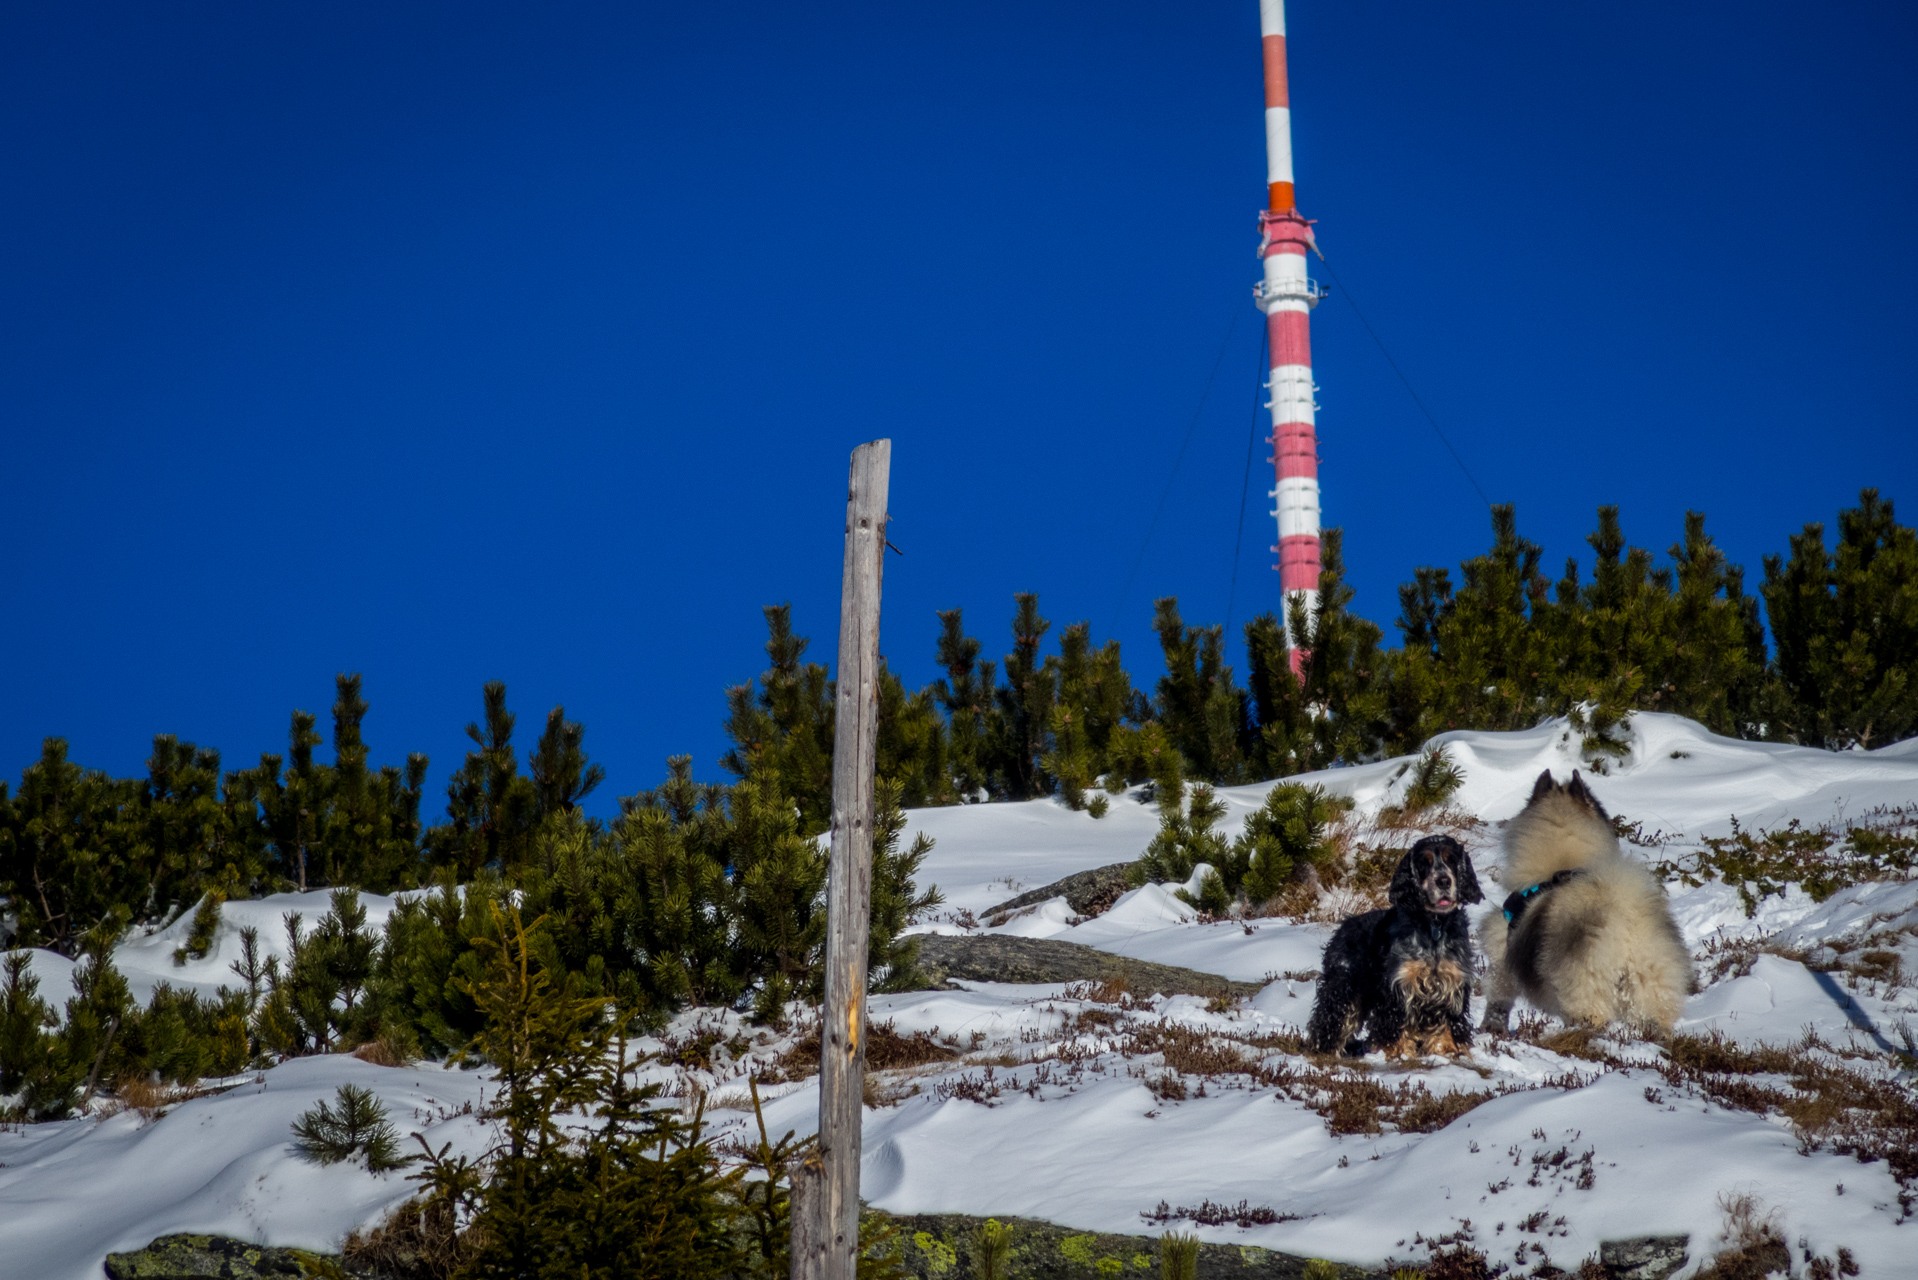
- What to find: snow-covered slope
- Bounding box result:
[3,713,1915,1279]
[911,713,1918,919]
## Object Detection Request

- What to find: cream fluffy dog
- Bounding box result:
[1479,770,1692,1038]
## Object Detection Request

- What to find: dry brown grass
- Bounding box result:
[350,1033,416,1068]
[1247,1055,1508,1136]
[1065,974,1134,1006]
[1395,1227,1500,1280]
[1260,869,1334,919]
[100,1074,227,1122]
[772,1018,959,1080]
[1533,1024,1612,1062]
[343,1196,475,1280]
[659,1021,744,1072]
[1690,1194,1791,1280]
[1070,1006,1120,1031]
[1122,1022,1255,1077]
[862,1074,923,1108]
[1656,1033,1918,1211]
[1851,949,1903,985]
[1397,1086,1501,1134]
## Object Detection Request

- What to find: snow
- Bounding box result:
[1676,954,1912,1051]
[0,1056,490,1280]
[112,889,408,1004]
[4,713,1916,1278]
[14,948,79,1011]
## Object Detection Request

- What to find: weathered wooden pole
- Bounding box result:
[792,439,890,1280]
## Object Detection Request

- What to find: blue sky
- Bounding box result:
[3,1,1913,812]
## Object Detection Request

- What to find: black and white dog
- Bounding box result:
[1306,835,1483,1058]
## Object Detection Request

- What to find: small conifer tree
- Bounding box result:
[1152,598,1248,784]
[428,683,539,877]
[1,953,64,1112]
[722,605,838,832]
[933,609,997,800]
[876,664,950,808]
[1238,783,1348,906]
[992,594,1057,799]
[172,891,224,966]
[527,705,605,819]
[63,932,137,1111]
[606,768,737,1013]
[869,778,944,991]
[448,904,744,1280]
[1044,621,1137,809]
[1762,488,1918,749]
[724,773,827,1021]
[1398,744,1464,816]
[1134,780,1230,892]
[293,1082,407,1170]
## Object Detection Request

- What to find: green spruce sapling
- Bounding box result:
[1238,783,1349,906]
[1399,743,1464,816]
[1135,779,1231,908]
[293,1082,407,1171]
[172,891,224,966]
[869,777,944,991]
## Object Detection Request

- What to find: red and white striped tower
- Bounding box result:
[1254,0,1322,673]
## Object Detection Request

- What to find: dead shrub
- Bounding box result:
[1694,936,1767,984]
[1072,1006,1120,1030]
[1073,879,1127,922]
[1261,869,1333,919]
[343,1196,475,1280]
[773,1018,957,1080]
[1147,1072,1188,1102]
[102,1074,222,1122]
[931,1067,1005,1106]
[111,1074,173,1120]
[862,1074,921,1108]
[1534,1025,1612,1063]
[659,1022,731,1072]
[1141,1199,1298,1228]
[1668,1033,1801,1076]
[866,1021,961,1071]
[1398,1086,1499,1133]
[351,1032,416,1068]
[1317,1072,1399,1135]
[1404,1229,1498,1280]
[1252,1058,1509,1137]
[1124,1022,1254,1077]
[1067,974,1133,1005]
[1249,1029,1308,1054]
[1659,1037,1918,1210]
[1692,1194,1791,1280]
[1805,1247,1861,1280]
[1850,949,1902,985]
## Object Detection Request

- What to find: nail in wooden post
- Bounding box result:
[792,439,890,1280]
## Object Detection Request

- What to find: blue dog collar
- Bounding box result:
[1501,869,1583,925]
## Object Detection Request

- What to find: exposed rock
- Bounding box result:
[102,1234,339,1280]
[872,1211,1365,1279]
[982,862,1134,924]
[912,933,1262,999]
[1599,1233,1691,1280]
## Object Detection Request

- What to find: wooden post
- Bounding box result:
[792,439,890,1280]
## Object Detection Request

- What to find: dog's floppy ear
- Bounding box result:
[1452,844,1484,904]
[1529,770,1559,802]
[1388,850,1424,912]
